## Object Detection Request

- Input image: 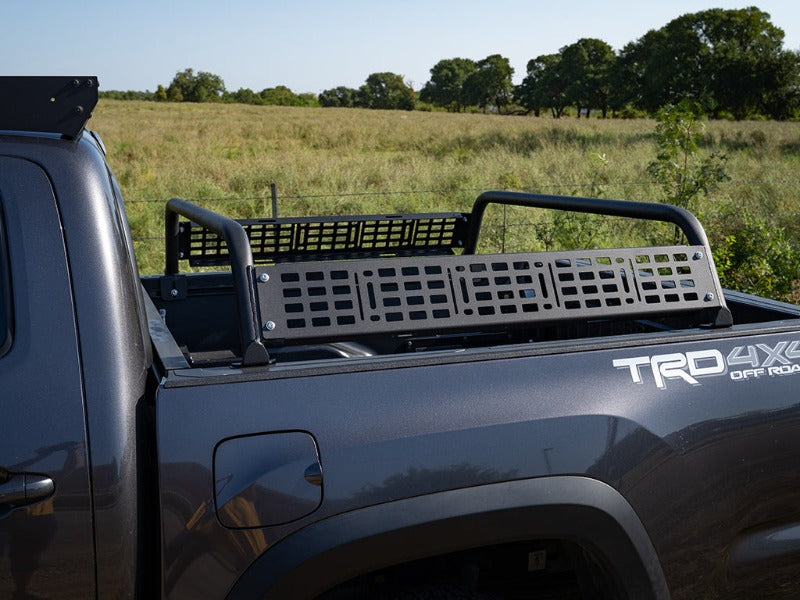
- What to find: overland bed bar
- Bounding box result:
[154,191,733,367]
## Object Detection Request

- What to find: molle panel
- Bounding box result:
[255,245,728,343]
[213,431,322,528]
[179,212,471,266]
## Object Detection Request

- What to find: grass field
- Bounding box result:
[89,100,800,299]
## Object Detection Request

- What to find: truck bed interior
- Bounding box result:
[141,192,800,370]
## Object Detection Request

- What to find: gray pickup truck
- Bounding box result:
[2,76,800,600]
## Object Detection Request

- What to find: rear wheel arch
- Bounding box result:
[226,476,670,600]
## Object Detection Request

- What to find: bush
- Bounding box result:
[710,208,800,301]
[648,101,729,215]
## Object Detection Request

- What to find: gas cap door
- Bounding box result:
[213,431,322,528]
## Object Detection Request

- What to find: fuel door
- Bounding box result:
[213,431,322,528]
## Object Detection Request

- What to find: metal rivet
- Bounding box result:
[704,292,714,301]
[179,252,184,258]
[73,79,80,87]
[170,288,179,298]
[258,273,270,283]
[264,321,276,331]
[75,105,84,114]
[693,251,703,260]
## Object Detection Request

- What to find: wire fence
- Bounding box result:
[128,178,800,245]
[124,178,800,206]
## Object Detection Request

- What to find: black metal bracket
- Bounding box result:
[165,198,269,366]
[0,76,99,140]
[159,275,188,301]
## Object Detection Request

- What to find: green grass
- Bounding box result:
[90,100,800,300]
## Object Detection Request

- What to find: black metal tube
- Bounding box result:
[465,191,710,254]
[165,204,181,276]
[164,198,269,366]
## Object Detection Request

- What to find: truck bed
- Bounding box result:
[142,273,800,371]
[141,191,799,371]
[145,192,800,599]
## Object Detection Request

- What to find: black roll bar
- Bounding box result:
[465,191,710,254]
[165,198,269,366]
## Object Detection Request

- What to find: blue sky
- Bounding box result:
[2,1,798,94]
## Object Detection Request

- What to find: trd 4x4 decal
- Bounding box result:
[613,340,800,389]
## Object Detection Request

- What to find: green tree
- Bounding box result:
[260,85,300,106]
[295,93,320,108]
[615,7,797,118]
[616,26,708,113]
[699,7,795,119]
[99,90,154,101]
[357,73,416,110]
[762,49,800,119]
[559,38,616,118]
[607,40,641,115]
[166,68,226,103]
[515,54,569,118]
[463,54,514,113]
[318,86,358,107]
[166,85,183,102]
[228,87,262,105]
[155,85,168,102]
[419,58,477,112]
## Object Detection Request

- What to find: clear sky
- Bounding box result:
[2,1,798,94]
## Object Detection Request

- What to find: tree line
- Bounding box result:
[100,7,800,120]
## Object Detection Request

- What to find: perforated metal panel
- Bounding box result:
[179,213,471,266]
[255,245,727,343]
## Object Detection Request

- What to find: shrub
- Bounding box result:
[648,102,729,213]
[711,208,800,301]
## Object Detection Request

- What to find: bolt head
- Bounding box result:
[170,288,179,297]
[693,251,704,260]
[259,273,270,283]
[264,321,276,331]
[704,292,714,301]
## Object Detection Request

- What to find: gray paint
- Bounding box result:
[0,155,94,598]
[156,328,800,598]
[0,134,151,598]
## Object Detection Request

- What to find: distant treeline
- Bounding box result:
[100,7,800,120]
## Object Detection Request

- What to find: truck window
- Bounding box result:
[0,200,11,356]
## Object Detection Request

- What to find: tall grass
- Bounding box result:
[90,100,800,299]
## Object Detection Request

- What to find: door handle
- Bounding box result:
[0,468,54,507]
